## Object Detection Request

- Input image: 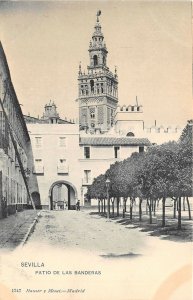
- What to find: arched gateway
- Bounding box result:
[49,181,77,210]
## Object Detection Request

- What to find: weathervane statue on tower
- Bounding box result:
[96,10,101,22]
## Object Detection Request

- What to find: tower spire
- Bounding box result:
[78,61,82,75]
[88,10,108,70]
[77,11,118,133]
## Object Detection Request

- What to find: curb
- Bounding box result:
[19,211,41,248]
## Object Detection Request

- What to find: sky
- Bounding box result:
[0,1,192,127]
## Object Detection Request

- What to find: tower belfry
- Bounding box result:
[77,11,118,133]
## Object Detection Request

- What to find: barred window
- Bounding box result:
[84,147,90,159]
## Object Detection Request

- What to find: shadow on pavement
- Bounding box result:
[100,252,141,259]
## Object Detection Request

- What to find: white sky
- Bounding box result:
[0,1,192,127]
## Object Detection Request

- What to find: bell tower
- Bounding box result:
[77,11,118,133]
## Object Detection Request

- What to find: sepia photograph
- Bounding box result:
[0,1,192,300]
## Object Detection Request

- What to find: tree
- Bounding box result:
[87,174,107,213]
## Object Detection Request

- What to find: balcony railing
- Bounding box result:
[57,165,69,174]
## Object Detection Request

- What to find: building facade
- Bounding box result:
[0,42,39,218]
[27,122,150,209]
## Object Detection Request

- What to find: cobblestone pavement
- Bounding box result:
[0,210,37,251]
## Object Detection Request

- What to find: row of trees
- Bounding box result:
[87,120,193,229]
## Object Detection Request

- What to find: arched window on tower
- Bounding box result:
[97,83,99,94]
[103,56,106,65]
[93,55,98,66]
[90,107,95,119]
[90,80,94,93]
[101,83,103,93]
[80,85,84,96]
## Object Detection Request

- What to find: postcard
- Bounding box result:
[0,1,192,300]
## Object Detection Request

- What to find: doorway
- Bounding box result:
[49,181,77,210]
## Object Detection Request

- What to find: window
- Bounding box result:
[93,55,98,66]
[35,137,42,148]
[84,170,91,183]
[90,80,94,93]
[101,83,103,93]
[57,159,68,174]
[59,137,66,147]
[35,159,42,165]
[34,159,44,174]
[114,146,120,159]
[139,146,144,153]
[84,147,90,159]
[126,132,135,137]
[59,159,66,165]
[90,107,95,119]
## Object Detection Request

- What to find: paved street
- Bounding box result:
[0,210,37,252]
[26,209,148,256]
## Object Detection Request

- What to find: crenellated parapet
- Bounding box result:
[144,125,181,134]
[116,104,143,113]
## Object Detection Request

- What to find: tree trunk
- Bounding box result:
[130,198,133,220]
[117,197,120,217]
[123,207,125,218]
[151,199,153,212]
[147,199,152,224]
[162,197,166,227]
[111,198,114,217]
[104,199,106,214]
[112,200,114,217]
[186,197,192,220]
[98,199,100,213]
[124,198,127,212]
[101,199,104,213]
[178,197,181,230]
[146,202,148,215]
[183,197,186,211]
[153,200,156,216]
[139,198,142,221]
[173,199,177,218]
[177,199,179,211]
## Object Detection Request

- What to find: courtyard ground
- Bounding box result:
[0,209,192,300]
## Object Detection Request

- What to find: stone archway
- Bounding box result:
[49,180,78,211]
